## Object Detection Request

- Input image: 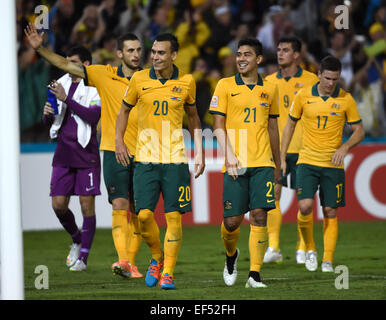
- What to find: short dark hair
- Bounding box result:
[117,33,139,51]
[154,33,179,52]
[237,38,263,56]
[320,55,342,73]
[67,46,92,64]
[278,36,302,52]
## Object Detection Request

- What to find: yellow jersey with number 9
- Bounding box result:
[289,83,361,168]
[265,67,319,154]
[209,73,279,170]
[122,65,196,163]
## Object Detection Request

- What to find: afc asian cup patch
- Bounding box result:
[210,96,219,108]
[224,200,232,210]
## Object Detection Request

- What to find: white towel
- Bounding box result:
[49,73,100,148]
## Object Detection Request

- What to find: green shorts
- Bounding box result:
[296,164,345,207]
[133,162,191,214]
[278,153,298,189]
[103,151,134,204]
[223,167,276,217]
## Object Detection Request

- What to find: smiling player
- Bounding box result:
[210,38,281,288]
[116,33,205,290]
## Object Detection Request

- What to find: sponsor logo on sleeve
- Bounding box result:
[210,96,219,108]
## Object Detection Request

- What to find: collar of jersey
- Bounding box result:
[276,66,303,81]
[149,65,179,84]
[235,73,263,88]
[312,82,340,101]
[117,65,142,80]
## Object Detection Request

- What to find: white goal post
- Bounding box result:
[0,0,24,300]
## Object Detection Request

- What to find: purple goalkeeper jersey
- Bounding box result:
[43,82,101,168]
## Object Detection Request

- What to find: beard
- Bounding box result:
[122,58,139,70]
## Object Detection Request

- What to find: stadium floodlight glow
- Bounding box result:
[0,0,24,300]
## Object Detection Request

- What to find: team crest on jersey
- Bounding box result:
[109,186,116,194]
[297,187,302,196]
[210,96,219,108]
[260,92,269,99]
[331,103,341,109]
[172,86,182,94]
[224,200,232,210]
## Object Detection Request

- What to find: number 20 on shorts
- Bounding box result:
[178,186,191,202]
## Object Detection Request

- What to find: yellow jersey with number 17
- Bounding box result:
[265,67,319,154]
[122,65,196,164]
[83,64,138,154]
[289,83,361,169]
[209,73,279,170]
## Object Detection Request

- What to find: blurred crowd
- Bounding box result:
[17,0,386,142]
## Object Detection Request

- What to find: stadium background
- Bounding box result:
[17,0,386,230]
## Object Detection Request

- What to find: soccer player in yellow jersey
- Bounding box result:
[265,37,319,264]
[281,56,365,272]
[116,33,205,290]
[25,24,145,278]
[210,38,281,288]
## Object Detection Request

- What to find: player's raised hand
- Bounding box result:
[194,152,205,179]
[115,140,132,167]
[24,22,44,49]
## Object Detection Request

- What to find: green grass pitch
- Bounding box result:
[24,221,386,300]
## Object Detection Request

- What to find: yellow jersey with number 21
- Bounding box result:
[209,73,279,170]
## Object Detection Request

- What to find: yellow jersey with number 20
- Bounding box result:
[123,65,196,164]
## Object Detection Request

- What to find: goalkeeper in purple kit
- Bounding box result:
[42,46,101,271]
